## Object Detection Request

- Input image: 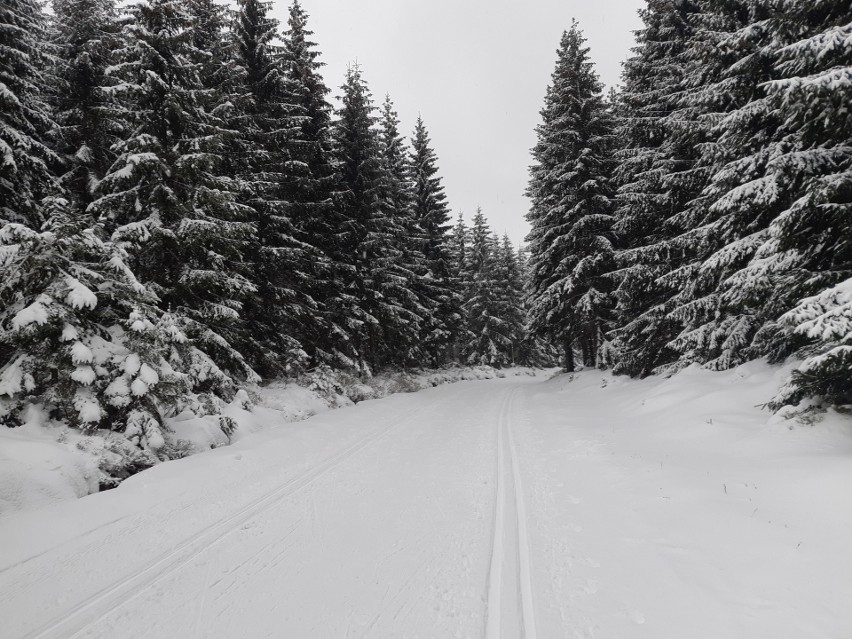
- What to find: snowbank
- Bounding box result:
[525,359,852,638]
[0,407,99,513]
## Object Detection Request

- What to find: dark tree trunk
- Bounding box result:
[563,336,575,373]
[585,336,597,368]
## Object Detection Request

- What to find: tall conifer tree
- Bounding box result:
[51,0,122,216]
[376,95,428,365]
[91,0,257,389]
[409,117,459,364]
[739,0,852,406]
[0,0,191,444]
[660,0,773,370]
[280,0,349,366]
[0,0,57,229]
[450,211,468,283]
[496,234,527,365]
[230,0,314,375]
[334,66,418,373]
[608,0,700,376]
[461,210,512,366]
[526,22,615,371]
[281,0,340,244]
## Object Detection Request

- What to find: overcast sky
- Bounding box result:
[270,0,646,245]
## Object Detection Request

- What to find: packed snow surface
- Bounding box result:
[1,362,851,638]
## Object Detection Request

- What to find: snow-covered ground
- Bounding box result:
[1,362,851,638]
[0,365,518,515]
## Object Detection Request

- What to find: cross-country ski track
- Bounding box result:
[3,367,852,638]
[485,387,537,639]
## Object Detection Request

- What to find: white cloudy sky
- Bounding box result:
[269,0,646,245]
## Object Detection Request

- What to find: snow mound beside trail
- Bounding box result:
[0,407,99,516]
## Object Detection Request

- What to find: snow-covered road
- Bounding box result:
[2,368,852,638]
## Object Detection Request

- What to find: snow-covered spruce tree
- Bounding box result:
[91,0,258,394]
[228,0,315,376]
[526,22,616,372]
[50,0,123,216]
[495,234,527,365]
[770,278,852,409]
[0,0,57,230]
[409,116,460,364]
[1,0,59,398]
[745,0,852,407]
[461,209,512,366]
[659,0,776,370]
[654,0,800,373]
[515,243,560,366]
[0,0,197,448]
[280,0,340,235]
[0,201,195,454]
[377,96,431,365]
[448,210,469,360]
[677,0,849,380]
[760,0,851,312]
[333,65,419,374]
[450,211,468,276]
[280,0,350,367]
[185,0,237,105]
[378,97,415,227]
[607,0,702,377]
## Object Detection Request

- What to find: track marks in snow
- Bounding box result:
[486,388,538,639]
[485,391,507,638]
[507,393,538,639]
[21,404,423,639]
[3,379,538,638]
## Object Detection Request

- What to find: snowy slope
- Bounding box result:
[521,362,852,638]
[1,362,851,638]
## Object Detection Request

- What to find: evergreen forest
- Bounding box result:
[1,0,850,454]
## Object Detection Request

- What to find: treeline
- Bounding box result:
[452,209,556,368]
[526,1,850,409]
[0,0,544,445]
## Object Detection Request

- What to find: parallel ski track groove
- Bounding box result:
[485,391,509,638]
[22,402,426,639]
[485,386,538,639]
[507,389,538,639]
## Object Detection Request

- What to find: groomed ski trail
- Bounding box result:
[486,387,538,639]
[4,367,852,638]
[19,401,427,639]
[2,378,542,639]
